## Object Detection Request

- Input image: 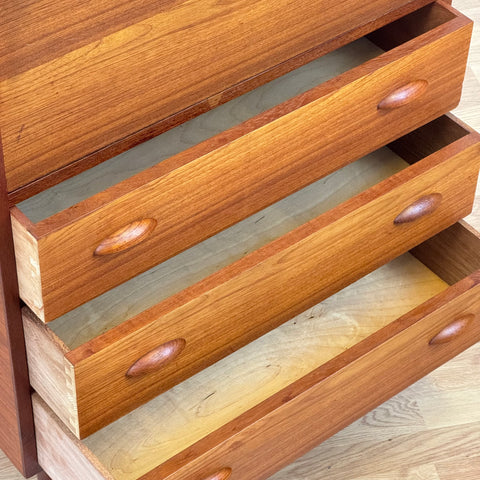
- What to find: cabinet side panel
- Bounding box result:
[0,135,38,476]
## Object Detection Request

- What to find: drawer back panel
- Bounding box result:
[1,0,428,193]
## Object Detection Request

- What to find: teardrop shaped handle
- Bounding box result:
[378,80,428,110]
[94,218,157,256]
[394,193,442,224]
[126,338,186,378]
[429,315,474,345]
[202,468,232,480]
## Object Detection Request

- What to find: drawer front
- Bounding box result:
[32,261,480,480]
[1,0,432,193]
[11,3,474,322]
[24,131,480,438]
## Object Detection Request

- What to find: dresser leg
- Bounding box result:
[0,135,39,476]
[37,471,52,480]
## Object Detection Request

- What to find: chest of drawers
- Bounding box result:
[0,1,479,479]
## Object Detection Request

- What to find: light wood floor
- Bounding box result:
[1,0,479,478]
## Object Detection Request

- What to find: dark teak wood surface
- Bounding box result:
[0,136,38,476]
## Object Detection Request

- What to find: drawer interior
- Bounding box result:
[80,254,449,478]
[35,222,480,480]
[16,3,459,223]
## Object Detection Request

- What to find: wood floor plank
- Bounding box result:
[270,410,480,480]
[417,389,480,429]
[352,464,440,480]
[435,456,480,480]
[0,452,39,480]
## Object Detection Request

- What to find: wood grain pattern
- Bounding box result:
[22,312,79,437]
[48,148,409,349]
[0,0,434,194]
[6,1,438,206]
[16,38,384,224]
[0,0,476,479]
[23,128,480,438]
[268,334,480,480]
[32,248,480,480]
[34,396,114,480]
[12,6,474,322]
[3,345,478,480]
[0,136,38,476]
[118,267,480,480]
[10,214,43,319]
[270,402,480,480]
[279,19,480,461]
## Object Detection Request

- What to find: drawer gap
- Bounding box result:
[388,115,470,164]
[367,2,458,51]
[411,222,480,284]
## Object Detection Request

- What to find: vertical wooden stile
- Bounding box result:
[0,134,39,476]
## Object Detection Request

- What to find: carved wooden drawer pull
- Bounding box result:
[126,338,186,378]
[378,80,428,110]
[429,315,474,345]
[202,468,233,480]
[394,193,442,224]
[94,218,157,256]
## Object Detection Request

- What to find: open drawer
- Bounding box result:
[12,1,473,322]
[22,115,480,438]
[33,220,480,480]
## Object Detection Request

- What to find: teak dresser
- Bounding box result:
[1,0,479,478]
